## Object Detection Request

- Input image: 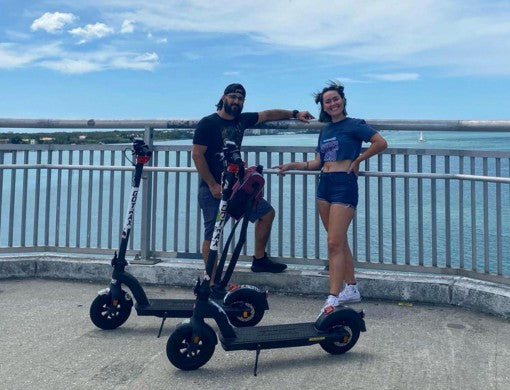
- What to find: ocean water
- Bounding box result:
[165,130,510,151]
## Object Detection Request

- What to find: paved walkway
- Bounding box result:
[0,278,509,390]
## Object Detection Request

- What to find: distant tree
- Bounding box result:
[10,135,23,144]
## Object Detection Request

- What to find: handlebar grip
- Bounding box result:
[237,162,245,180]
[132,138,152,164]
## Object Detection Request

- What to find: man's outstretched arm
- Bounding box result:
[256,109,314,124]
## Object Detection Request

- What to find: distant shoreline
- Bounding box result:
[0,130,194,145]
[0,129,319,145]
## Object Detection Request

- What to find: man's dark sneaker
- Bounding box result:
[251,253,287,273]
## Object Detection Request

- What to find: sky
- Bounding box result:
[1,0,510,121]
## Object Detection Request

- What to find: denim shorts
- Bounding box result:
[316,171,358,209]
[198,184,274,241]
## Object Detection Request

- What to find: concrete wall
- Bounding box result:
[1,255,509,319]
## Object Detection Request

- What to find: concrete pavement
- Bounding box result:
[0,278,509,390]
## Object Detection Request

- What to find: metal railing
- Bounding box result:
[1,118,509,285]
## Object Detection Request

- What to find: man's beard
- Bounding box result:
[224,101,242,117]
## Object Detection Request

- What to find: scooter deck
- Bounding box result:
[219,322,349,351]
[135,298,246,318]
[135,298,194,318]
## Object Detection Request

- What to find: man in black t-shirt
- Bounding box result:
[192,83,314,273]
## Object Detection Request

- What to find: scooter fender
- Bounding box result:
[97,286,133,303]
[223,285,269,310]
[97,287,110,296]
[315,306,366,332]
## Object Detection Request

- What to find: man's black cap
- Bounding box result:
[223,83,246,97]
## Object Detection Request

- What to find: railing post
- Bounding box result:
[138,126,155,262]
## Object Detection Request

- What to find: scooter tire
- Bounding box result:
[166,323,216,370]
[225,289,265,327]
[89,291,133,330]
[319,315,360,355]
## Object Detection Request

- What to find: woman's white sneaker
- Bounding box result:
[338,284,361,303]
[319,294,340,316]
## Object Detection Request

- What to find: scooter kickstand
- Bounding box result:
[253,345,262,376]
[157,313,167,338]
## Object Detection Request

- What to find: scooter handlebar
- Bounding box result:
[132,138,152,164]
[223,140,244,179]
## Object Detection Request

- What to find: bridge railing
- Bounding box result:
[0,118,509,284]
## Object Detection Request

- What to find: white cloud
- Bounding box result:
[31,12,76,34]
[41,50,159,73]
[334,77,368,84]
[223,71,240,76]
[40,58,103,74]
[69,23,114,44]
[0,43,39,68]
[0,42,63,68]
[120,20,134,34]
[365,73,420,82]
[146,32,167,44]
[0,41,157,73]
[10,1,510,76]
[110,52,159,71]
[137,52,158,61]
[78,0,510,76]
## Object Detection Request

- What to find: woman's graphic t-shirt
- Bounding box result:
[316,118,377,165]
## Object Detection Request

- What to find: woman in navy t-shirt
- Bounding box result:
[275,81,387,313]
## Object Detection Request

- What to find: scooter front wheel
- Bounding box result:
[319,316,360,355]
[89,290,133,330]
[166,323,216,370]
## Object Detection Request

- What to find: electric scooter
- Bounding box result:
[165,143,367,376]
[89,139,268,335]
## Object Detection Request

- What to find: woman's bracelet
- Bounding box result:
[304,161,309,170]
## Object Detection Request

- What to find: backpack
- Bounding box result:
[226,166,265,220]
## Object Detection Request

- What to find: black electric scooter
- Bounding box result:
[166,143,367,376]
[89,139,268,335]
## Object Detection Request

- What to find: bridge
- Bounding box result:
[0,118,509,310]
[0,118,509,387]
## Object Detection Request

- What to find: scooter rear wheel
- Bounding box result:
[225,289,265,327]
[166,323,216,370]
[89,290,133,330]
[319,316,360,355]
